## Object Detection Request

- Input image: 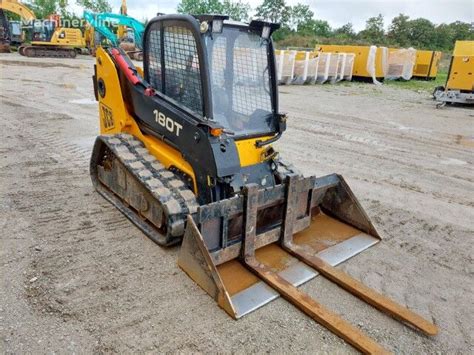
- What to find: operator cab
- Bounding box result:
[143,14,282,141]
[9,21,22,45]
[32,19,55,42]
[206,20,276,137]
[123,28,135,43]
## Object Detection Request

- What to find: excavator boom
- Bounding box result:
[0,0,36,51]
[0,0,36,20]
[83,11,144,59]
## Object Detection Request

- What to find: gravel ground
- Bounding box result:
[1,53,473,354]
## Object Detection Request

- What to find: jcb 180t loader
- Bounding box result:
[90,14,438,353]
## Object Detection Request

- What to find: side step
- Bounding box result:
[178,175,438,353]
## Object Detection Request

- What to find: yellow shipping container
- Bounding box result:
[317,45,387,81]
[413,50,442,80]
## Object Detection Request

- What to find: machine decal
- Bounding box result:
[100,103,115,130]
[153,109,183,137]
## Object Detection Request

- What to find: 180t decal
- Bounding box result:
[153,109,183,137]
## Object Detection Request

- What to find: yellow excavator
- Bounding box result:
[0,0,84,57]
[117,0,127,39]
[90,14,438,353]
[19,13,85,58]
[0,0,36,52]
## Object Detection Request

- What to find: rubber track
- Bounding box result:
[95,134,297,244]
[20,46,76,58]
[96,134,199,240]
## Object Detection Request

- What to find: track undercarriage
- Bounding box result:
[90,134,199,246]
[18,45,78,58]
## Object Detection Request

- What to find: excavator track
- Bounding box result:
[90,133,199,246]
[0,42,10,53]
[19,45,77,58]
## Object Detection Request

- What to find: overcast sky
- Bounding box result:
[72,0,473,31]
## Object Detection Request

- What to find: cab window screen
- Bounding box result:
[163,26,203,116]
[232,33,271,116]
[147,26,162,92]
[207,27,274,137]
[146,23,204,116]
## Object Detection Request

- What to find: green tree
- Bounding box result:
[406,18,435,48]
[288,3,313,31]
[255,0,291,25]
[221,0,250,22]
[433,23,454,50]
[334,22,355,38]
[359,14,385,44]
[388,13,410,46]
[177,0,224,15]
[448,21,473,41]
[177,0,250,21]
[26,0,68,18]
[75,0,111,13]
[299,19,331,37]
[432,21,473,51]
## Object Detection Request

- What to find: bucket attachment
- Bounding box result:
[178,174,438,352]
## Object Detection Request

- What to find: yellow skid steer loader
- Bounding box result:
[90,14,438,353]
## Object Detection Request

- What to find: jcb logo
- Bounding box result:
[100,103,114,130]
[153,109,183,137]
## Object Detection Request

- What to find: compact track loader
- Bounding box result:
[90,14,438,353]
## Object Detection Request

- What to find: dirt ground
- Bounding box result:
[1,53,473,354]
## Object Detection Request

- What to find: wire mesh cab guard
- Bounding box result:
[143,14,212,118]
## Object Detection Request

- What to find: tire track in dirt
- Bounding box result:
[1,57,473,353]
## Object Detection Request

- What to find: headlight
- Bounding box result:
[212,19,223,33]
[261,25,271,40]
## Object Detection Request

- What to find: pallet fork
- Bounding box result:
[179,174,438,353]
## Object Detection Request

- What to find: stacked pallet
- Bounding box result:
[275,49,355,85]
